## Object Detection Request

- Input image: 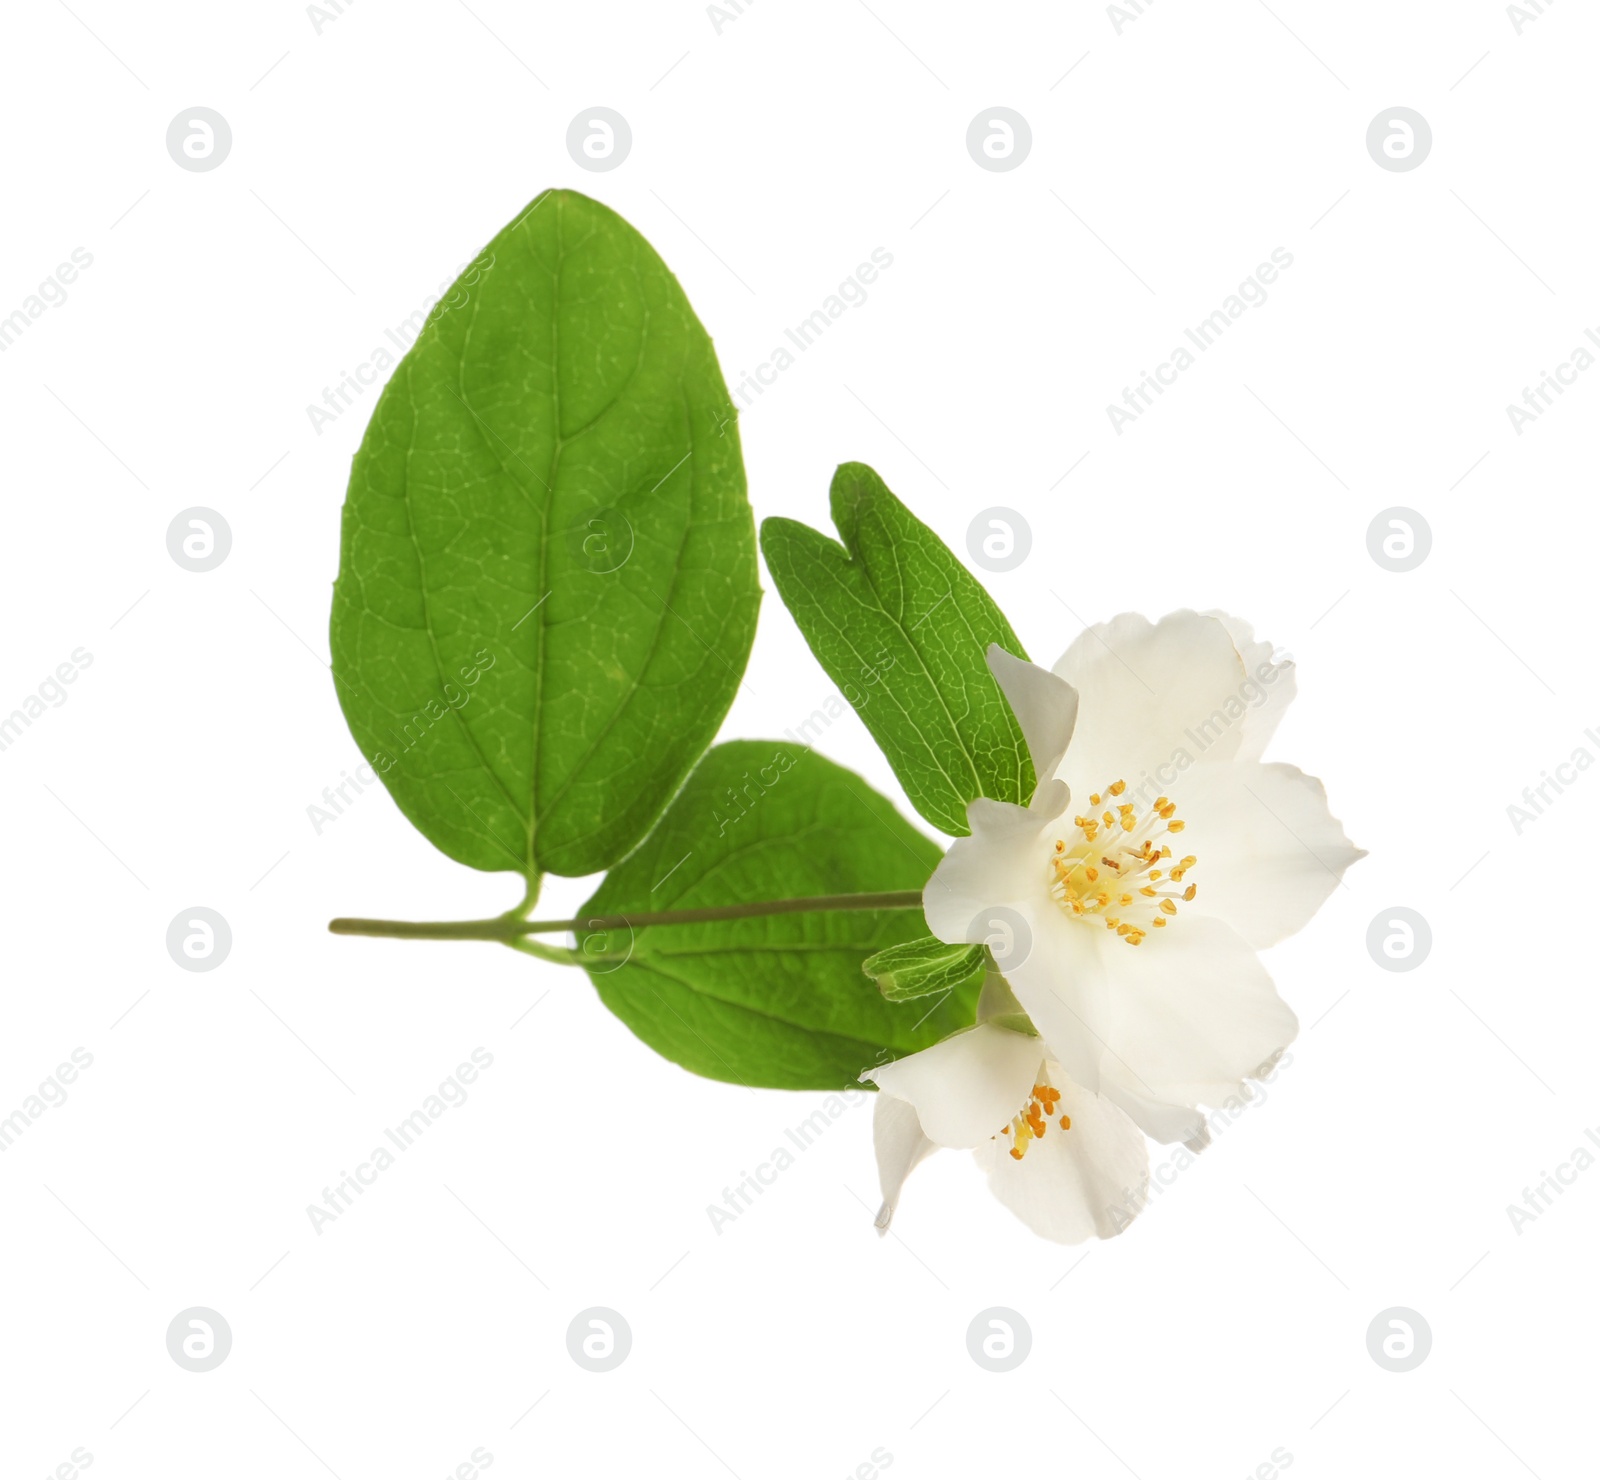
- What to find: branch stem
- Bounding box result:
[327,890,927,943]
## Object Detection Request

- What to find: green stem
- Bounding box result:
[327,889,926,944]
[512,871,544,918]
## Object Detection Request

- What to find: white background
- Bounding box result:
[2,1,1596,1476]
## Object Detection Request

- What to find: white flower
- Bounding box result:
[865,979,1149,1244]
[922,610,1364,1148]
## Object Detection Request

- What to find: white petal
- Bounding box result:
[1050,610,1267,796]
[1177,760,1365,948]
[922,794,1062,943]
[871,1093,939,1235]
[1098,1076,1207,1146]
[1093,916,1297,1109]
[972,1078,1149,1243]
[920,791,1108,1089]
[986,645,1079,784]
[998,906,1108,1092]
[1203,610,1297,764]
[863,1023,1043,1149]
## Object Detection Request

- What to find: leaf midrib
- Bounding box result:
[856,506,1030,802]
[795,534,979,823]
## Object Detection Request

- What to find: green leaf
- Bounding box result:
[577,741,979,1089]
[330,189,759,882]
[760,462,1032,836]
[863,936,988,1002]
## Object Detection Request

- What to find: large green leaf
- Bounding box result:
[760,463,1032,836]
[578,741,978,1089]
[330,189,759,882]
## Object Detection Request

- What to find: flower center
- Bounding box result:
[1045,777,1199,946]
[998,1080,1071,1161]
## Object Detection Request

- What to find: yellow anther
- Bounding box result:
[997,1081,1077,1157]
[1047,773,1199,938]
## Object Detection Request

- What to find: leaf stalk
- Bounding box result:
[327,890,927,944]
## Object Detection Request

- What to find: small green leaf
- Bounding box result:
[578,741,979,1089]
[330,189,759,884]
[760,462,1032,835]
[863,936,988,1002]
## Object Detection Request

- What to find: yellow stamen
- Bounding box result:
[1042,776,1200,943]
[994,1078,1073,1161]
